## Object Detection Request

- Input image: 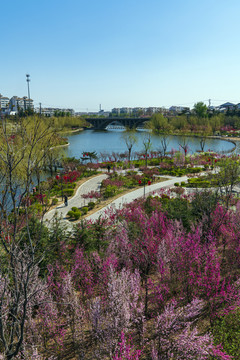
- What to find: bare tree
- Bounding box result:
[199,136,206,152]
[142,132,152,167]
[0,116,55,358]
[179,136,189,158]
[160,135,169,157]
[121,128,137,165]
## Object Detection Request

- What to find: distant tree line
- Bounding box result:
[147,102,240,136]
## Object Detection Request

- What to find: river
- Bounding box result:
[65,129,236,160]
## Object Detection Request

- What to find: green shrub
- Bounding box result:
[149,159,159,166]
[181,181,186,186]
[174,182,179,187]
[88,201,95,210]
[71,207,78,212]
[186,177,214,188]
[191,167,202,173]
[104,185,117,198]
[177,170,184,176]
[81,207,88,215]
[73,211,81,220]
[212,309,240,359]
[51,198,58,205]
[67,210,75,218]
[30,203,43,215]
[63,188,74,196]
[65,183,75,189]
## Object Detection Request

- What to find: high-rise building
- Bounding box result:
[0,94,10,114]
[9,96,34,112]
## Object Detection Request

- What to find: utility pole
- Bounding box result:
[208,99,211,107]
[26,74,31,110]
[39,102,42,116]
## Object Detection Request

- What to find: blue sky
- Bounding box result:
[1,0,240,111]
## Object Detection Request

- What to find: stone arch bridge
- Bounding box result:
[85,117,150,130]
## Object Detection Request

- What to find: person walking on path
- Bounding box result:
[64,195,68,206]
[44,174,108,226]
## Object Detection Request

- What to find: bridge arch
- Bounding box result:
[85,117,150,130]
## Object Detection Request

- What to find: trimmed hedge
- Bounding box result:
[63,188,74,196]
[88,201,95,210]
[81,207,88,215]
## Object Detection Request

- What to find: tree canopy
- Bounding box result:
[193,102,208,118]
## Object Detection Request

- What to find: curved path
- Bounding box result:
[44,172,189,230]
[44,171,189,229]
[43,174,108,226]
[86,175,188,222]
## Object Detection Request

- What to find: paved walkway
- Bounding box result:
[86,175,188,222]
[44,172,188,229]
[43,174,108,227]
[44,166,238,228]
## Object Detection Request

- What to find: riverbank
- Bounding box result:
[59,127,84,135]
[50,142,69,150]
[209,135,237,153]
[170,133,237,153]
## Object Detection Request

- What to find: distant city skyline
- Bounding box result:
[1,91,239,114]
[1,0,240,111]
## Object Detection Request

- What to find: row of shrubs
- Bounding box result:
[158,166,203,177]
[51,183,76,197]
[67,202,95,220]
[185,177,215,188]
[174,177,216,188]
[174,181,187,187]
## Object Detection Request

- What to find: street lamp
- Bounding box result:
[26,74,31,110]
[56,173,64,200]
[138,179,151,198]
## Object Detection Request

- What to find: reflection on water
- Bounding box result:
[65,129,235,159]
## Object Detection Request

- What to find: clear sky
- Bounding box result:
[1,0,240,111]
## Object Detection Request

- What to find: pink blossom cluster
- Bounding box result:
[3,190,239,358]
[61,169,81,183]
[82,190,101,200]
[102,178,125,188]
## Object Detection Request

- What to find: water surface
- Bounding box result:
[65,129,235,159]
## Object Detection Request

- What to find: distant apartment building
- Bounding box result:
[146,107,167,115]
[219,102,235,112]
[9,96,34,112]
[35,107,75,117]
[112,108,121,115]
[111,106,168,116]
[131,107,145,115]
[120,107,132,115]
[169,106,190,114]
[0,94,10,114]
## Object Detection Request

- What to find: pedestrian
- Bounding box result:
[64,194,68,206]
[107,165,111,173]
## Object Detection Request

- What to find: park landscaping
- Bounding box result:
[26,151,240,220]
[2,116,240,359]
[66,170,169,221]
